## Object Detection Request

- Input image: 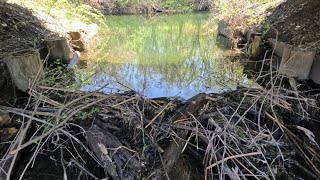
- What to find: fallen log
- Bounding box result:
[86,124,140,180]
[157,93,209,179]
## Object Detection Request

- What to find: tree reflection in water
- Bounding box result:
[76,13,249,99]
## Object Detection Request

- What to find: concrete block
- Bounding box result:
[279,46,316,80]
[267,38,287,57]
[44,37,71,64]
[249,35,262,59]
[3,51,44,91]
[309,55,320,84]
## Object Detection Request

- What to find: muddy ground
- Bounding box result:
[0,2,51,57]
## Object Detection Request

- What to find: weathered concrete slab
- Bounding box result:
[249,35,262,59]
[267,38,287,57]
[3,51,44,91]
[44,36,71,64]
[67,22,98,52]
[279,46,316,80]
[309,55,320,84]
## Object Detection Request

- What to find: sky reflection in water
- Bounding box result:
[76,13,247,99]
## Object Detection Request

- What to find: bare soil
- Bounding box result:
[265,0,320,49]
[0,2,50,57]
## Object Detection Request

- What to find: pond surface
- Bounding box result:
[76,13,248,99]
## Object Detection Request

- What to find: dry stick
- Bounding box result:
[265,112,320,178]
[54,93,100,124]
[227,126,268,179]
[10,97,108,155]
[0,106,56,117]
[220,89,265,179]
[206,152,262,170]
[145,102,172,128]
[112,96,137,108]
[0,56,47,179]
[37,85,117,99]
[136,99,147,158]
[205,104,269,179]
[18,133,49,180]
[248,49,282,180]
[29,89,62,107]
[59,129,101,165]
[5,97,44,180]
[0,108,54,126]
[220,108,230,180]
[293,160,319,180]
[161,94,208,177]
[70,159,100,180]
[198,131,240,180]
[60,147,68,180]
[158,151,170,180]
[0,120,30,180]
[157,123,206,151]
[232,157,260,180]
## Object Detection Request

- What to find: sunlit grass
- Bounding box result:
[9,0,107,26]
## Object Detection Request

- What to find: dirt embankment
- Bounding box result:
[0,2,60,104]
[0,2,52,104]
[265,0,320,49]
[0,2,50,57]
[0,1,98,57]
[218,0,320,50]
[0,1,98,96]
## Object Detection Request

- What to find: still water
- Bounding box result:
[76,13,248,99]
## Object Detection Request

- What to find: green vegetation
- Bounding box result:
[214,0,282,31]
[162,0,196,12]
[11,0,212,18]
[75,106,100,121]
[87,0,212,14]
[9,0,107,25]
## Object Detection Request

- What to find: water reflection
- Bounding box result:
[76,13,247,99]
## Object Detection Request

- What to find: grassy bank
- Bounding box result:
[11,0,212,18]
[9,0,107,26]
[86,0,213,14]
[213,0,283,35]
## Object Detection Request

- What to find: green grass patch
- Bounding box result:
[9,0,107,26]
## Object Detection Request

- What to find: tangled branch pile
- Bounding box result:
[1,67,320,179]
